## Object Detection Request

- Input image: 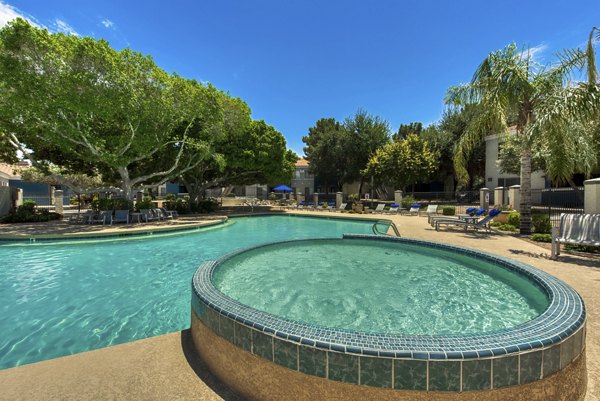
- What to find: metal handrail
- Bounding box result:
[372,220,400,237]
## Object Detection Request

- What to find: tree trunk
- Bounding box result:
[519,147,532,234]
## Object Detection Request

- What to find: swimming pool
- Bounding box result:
[191,235,587,401]
[0,215,376,370]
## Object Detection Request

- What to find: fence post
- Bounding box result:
[494,187,506,207]
[313,193,319,208]
[54,190,64,215]
[509,185,521,212]
[336,192,343,208]
[480,188,490,209]
[394,190,403,205]
[16,188,23,207]
[584,177,600,214]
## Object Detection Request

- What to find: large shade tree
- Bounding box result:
[0,19,223,200]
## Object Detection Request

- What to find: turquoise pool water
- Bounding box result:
[214,239,549,335]
[0,215,375,370]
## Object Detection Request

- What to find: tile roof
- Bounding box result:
[295,158,309,167]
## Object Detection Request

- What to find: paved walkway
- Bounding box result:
[0,209,598,400]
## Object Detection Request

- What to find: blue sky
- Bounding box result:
[1,1,598,155]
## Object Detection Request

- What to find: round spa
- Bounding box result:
[190,235,586,401]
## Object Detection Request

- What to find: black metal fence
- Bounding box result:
[531,187,585,227]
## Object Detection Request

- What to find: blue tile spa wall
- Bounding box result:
[193,300,586,392]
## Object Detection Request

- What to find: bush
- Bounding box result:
[532,213,552,234]
[165,193,176,201]
[400,195,415,210]
[0,201,61,223]
[135,196,155,211]
[442,206,455,216]
[495,223,517,232]
[190,199,218,214]
[565,244,600,254]
[268,192,277,201]
[507,211,520,227]
[531,233,552,242]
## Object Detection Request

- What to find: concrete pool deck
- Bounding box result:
[0,208,598,401]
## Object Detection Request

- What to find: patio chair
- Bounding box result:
[435,209,502,233]
[419,204,438,217]
[429,207,482,226]
[160,207,178,219]
[139,209,159,223]
[90,211,111,225]
[384,204,400,214]
[373,203,386,213]
[111,209,130,225]
[401,203,421,216]
[332,202,348,212]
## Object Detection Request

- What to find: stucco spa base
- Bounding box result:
[191,312,587,401]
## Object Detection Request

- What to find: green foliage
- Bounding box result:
[532,213,552,234]
[303,110,390,190]
[442,206,456,216]
[348,193,360,204]
[363,134,438,190]
[507,211,521,227]
[494,223,517,232]
[135,197,155,211]
[401,195,416,210]
[565,243,600,254]
[268,192,277,201]
[189,199,218,214]
[0,201,61,223]
[531,233,552,242]
[393,122,423,141]
[165,193,176,201]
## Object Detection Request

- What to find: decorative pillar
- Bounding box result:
[494,186,506,206]
[313,193,319,207]
[584,177,600,214]
[16,188,23,207]
[136,191,143,204]
[480,188,490,209]
[509,185,521,212]
[54,190,64,215]
[336,192,343,208]
[394,190,403,205]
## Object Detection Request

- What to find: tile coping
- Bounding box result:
[191,234,586,360]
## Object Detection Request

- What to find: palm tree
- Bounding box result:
[531,28,600,187]
[447,31,600,235]
[446,43,561,234]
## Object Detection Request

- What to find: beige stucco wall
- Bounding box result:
[485,135,546,191]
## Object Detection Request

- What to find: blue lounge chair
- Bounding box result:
[435,209,502,233]
[429,207,483,226]
[111,209,130,225]
[384,203,400,214]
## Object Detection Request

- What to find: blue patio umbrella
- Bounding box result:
[273,185,293,192]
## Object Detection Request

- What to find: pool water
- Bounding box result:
[213,239,549,335]
[0,216,374,370]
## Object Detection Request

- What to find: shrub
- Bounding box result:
[0,201,61,223]
[495,223,517,232]
[190,199,218,214]
[165,193,176,201]
[565,244,600,254]
[507,211,520,227]
[532,213,552,234]
[400,195,415,210]
[531,233,552,242]
[135,196,154,211]
[442,206,455,216]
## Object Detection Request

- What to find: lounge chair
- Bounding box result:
[139,209,159,223]
[401,203,421,216]
[90,211,111,225]
[384,204,400,214]
[419,204,438,217]
[160,207,178,219]
[372,203,386,213]
[429,207,482,226]
[435,209,502,233]
[111,209,130,225]
[332,202,348,212]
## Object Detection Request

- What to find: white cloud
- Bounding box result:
[520,43,548,60]
[0,1,43,28]
[53,18,78,36]
[101,18,114,29]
